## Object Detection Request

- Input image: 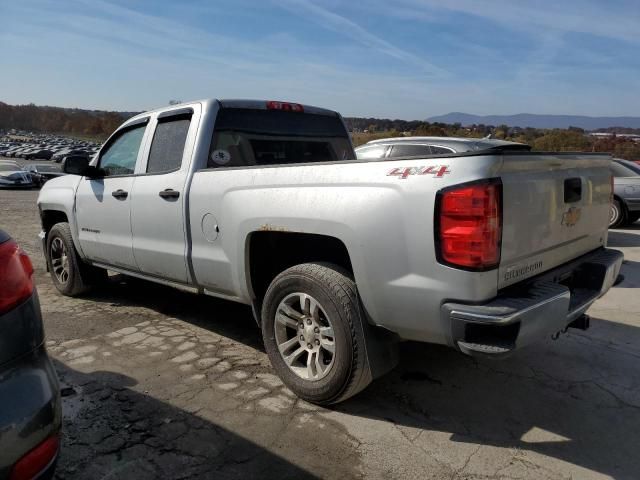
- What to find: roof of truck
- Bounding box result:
[125,99,340,122]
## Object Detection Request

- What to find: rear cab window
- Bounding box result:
[208,108,353,168]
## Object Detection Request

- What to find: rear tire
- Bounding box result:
[46,222,106,296]
[261,262,372,405]
[609,200,625,228]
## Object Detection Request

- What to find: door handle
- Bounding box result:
[159,188,180,200]
[111,189,128,200]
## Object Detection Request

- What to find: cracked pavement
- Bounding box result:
[2,184,639,479]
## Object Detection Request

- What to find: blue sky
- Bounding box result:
[1,0,639,119]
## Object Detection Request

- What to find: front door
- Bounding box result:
[75,120,148,270]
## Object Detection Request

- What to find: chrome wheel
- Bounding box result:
[610,201,622,228]
[274,292,336,381]
[50,237,69,284]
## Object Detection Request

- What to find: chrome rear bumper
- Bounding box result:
[442,248,624,356]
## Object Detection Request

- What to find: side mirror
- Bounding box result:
[63,156,103,178]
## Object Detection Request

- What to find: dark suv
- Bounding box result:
[0,230,61,480]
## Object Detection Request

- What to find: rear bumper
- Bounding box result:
[442,248,624,357]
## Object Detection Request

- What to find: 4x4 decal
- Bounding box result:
[387,165,451,179]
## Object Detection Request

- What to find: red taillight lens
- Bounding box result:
[9,434,59,480]
[437,181,502,270]
[0,239,34,314]
[266,101,304,112]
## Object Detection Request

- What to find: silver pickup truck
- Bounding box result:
[37,99,623,404]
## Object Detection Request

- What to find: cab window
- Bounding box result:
[147,115,191,174]
[99,123,147,176]
[208,108,353,168]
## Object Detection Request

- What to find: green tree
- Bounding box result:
[532,130,591,151]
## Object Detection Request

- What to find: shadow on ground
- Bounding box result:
[69,265,640,480]
[54,361,317,479]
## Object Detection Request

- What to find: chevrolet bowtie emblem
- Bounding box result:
[562,206,582,227]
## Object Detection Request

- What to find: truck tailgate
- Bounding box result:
[498,153,611,289]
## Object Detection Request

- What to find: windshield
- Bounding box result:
[208,108,354,168]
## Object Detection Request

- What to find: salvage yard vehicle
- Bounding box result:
[24,164,65,187]
[0,161,34,188]
[0,230,61,479]
[355,135,530,159]
[37,99,623,404]
[610,158,640,227]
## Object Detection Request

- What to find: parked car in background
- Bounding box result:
[25,149,54,161]
[355,136,530,159]
[0,230,61,479]
[24,164,66,187]
[0,161,34,188]
[610,158,640,227]
[52,149,90,163]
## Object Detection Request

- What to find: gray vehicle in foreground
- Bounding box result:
[0,230,61,479]
[610,158,640,228]
[37,99,622,404]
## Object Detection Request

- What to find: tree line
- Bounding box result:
[0,102,134,139]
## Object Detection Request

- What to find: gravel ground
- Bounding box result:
[1,178,640,479]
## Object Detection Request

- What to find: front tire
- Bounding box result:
[609,200,625,228]
[261,263,372,405]
[46,222,106,296]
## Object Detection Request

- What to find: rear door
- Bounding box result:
[75,119,149,269]
[130,106,199,283]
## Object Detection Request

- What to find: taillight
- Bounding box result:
[0,239,34,314]
[266,101,304,112]
[436,180,502,270]
[9,434,59,480]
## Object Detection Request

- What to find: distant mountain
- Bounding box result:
[427,112,640,130]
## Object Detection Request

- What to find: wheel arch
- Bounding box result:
[39,206,86,259]
[245,231,354,324]
[40,209,69,234]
